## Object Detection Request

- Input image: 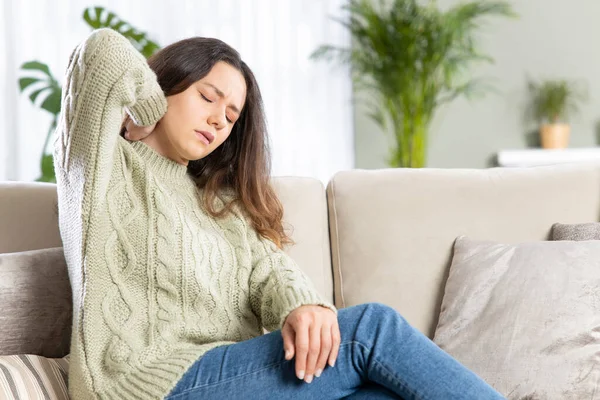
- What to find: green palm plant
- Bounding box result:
[312,0,516,168]
[527,79,587,124]
[525,78,587,149]
[18,6,161,182]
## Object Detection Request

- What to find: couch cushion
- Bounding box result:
[327,163,600,337]
[0,248,72,358]
[0,354,69,399]
[434,236,600,398]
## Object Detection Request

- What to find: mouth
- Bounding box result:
[194,130,215,145]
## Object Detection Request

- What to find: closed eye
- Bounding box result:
[202,93,233,124]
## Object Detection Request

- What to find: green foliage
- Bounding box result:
[313,0,516,167]
[527,79,588,124]
[17,6,160,182]
[83,7,160,58]
[37,154,56,183]
[19,61,62,114]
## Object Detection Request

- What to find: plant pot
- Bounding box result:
[540,123,570,149]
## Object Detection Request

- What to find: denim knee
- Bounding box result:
[346,302,404,343]
[363,302,398,318]
[348,302,403,329]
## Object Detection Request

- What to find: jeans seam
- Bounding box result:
[351,339,422,400]
[167,360,288,399]
[371,357,420,399]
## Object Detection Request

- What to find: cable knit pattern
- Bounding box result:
[102,177,140,373]
[53,28,337,400]
[153,183,183,345]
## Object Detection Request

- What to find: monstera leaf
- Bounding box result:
[83,6,160,58]
[18,61,61,182]
[19,61,62,115]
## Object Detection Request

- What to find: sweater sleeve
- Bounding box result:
[54,28,166,183]
[247,227,338,332]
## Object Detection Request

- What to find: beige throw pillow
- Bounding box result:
[0,248,72,358]
[434,236,600,399]
[552,222,600,241]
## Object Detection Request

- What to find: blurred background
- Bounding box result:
[2,0,600,184]
[0,0,353,183]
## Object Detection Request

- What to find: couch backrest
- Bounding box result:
[269,177,334,302]
[0,182,62,253]
[6,163,600,348]
[0,177,334,356]
[327,163,600,338]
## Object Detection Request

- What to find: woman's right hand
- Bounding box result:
[123,114,157,141]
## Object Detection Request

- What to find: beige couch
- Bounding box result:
[1,162,599,399]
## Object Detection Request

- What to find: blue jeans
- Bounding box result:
[164,303,504,400]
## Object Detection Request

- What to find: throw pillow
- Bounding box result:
[434,236,600,399]
[0,354,69,399]
[0,248,72,358]
[552,222,600,241]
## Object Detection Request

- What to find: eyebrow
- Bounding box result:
[204,82,241,115]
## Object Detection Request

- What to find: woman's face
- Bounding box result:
[143,61,247,165]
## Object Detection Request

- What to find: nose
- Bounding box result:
[208,111,227,130]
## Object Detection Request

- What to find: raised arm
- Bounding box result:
[54,28,167,183]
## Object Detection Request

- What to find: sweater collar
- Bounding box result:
[130,141,189,180]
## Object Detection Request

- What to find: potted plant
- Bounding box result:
[18,7,160,182]
[312,0,516,168]
[526,79,588,149]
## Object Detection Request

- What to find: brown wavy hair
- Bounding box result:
[121,37,292,249]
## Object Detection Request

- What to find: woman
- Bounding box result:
[54,28,503,400]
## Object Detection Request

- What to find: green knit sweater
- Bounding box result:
[54,28,337,400]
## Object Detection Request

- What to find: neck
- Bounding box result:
[141,127,189,167]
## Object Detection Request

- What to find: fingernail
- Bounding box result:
[305,375,313,384]
[315,369,322,378]
[285,350,291,360]
[329,360,335,368]
[297,370,304,380]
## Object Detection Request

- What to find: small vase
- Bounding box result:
[540,123,570,149]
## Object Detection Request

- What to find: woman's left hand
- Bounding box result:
[281,305,340,383]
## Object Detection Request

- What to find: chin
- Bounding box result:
[188,150,210,162]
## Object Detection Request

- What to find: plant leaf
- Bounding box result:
[21,61,52,76]
[140,41,161,58]
[40,90,62,114]
[19,77,40,91]
[526,78,588,123]
[18,61,61,116]
[82,6,161,58]
[28,87,49,103]
[36,154,56,183]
